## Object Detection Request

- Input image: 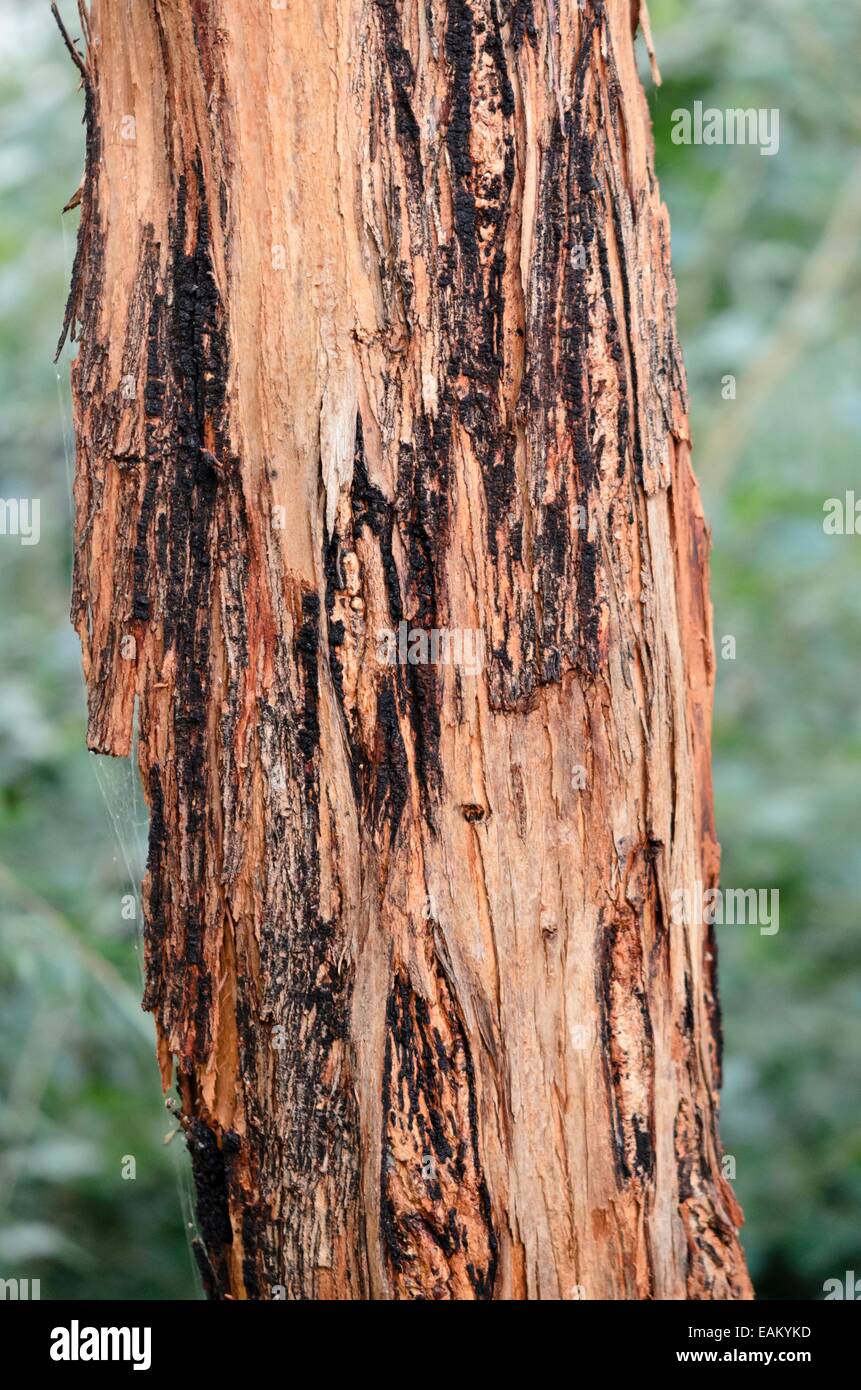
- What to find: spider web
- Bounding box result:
[56,218,202,1292]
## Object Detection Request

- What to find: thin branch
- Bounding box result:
[51,1,88,81]
[77,0,93,51]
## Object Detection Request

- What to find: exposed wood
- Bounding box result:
[64,0,752,1300]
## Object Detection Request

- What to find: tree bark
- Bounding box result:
[63,0,752,1300]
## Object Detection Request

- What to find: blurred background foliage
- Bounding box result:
[0,0,858,1300]
[647,0,861,1298]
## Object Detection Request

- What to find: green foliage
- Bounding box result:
[648,0,861,1297]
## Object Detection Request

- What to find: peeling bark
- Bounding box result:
[64,0,752,1300]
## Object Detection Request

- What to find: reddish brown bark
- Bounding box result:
[63,0,751,1300]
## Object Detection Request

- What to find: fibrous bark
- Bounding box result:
[63,0,752,1300]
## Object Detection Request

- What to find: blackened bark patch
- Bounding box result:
[251,657,365,1297]
[576,537,601,670]
[344,414,445,835]
[478,9,630,706]
[374,0,424,192]
[371,683,410,844]
[445,0,477,269]
[350,415,403,626]
[187,1118,233,1297]
[137,154,235,1066]
[240,1206,262,1301]
[510,0,537,50]
[141,764,166,1013]
[119,147,367,1298]
[674,1097,745,1298]
[297,592,321,803]
[275,916,354,1173]
[254,620,365,1295]
[395,430,446,802]
[56,45,101,359]
[704,920,724,1088]
[609,195,646,485]
[598,910,656,1186]
[381,962,497,1299]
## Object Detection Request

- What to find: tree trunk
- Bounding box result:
[63,0,752,1300]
